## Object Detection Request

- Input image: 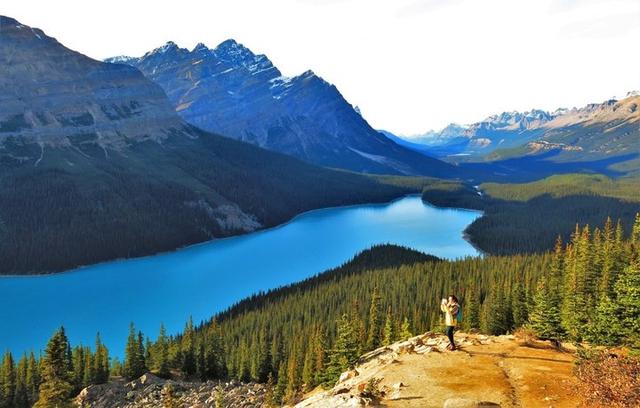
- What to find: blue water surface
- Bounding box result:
[0,196,481,357]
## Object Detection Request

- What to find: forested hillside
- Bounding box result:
[422,174,640,254]
[3,216,638,407]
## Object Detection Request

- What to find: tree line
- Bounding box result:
[421,175,640,255]
[1,215,638,406]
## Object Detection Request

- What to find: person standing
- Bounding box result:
[440,295,460,350]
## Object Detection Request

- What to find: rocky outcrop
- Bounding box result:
[76,373,268,408]
[295,331,581,408]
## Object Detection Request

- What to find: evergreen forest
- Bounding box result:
[2,214,638,407]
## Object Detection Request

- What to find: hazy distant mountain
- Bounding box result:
[385,95,639,168]
[106,40,455,177]
[487,94,640,173]
[0,16,411,274]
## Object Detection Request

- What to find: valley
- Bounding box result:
[0,16,427,275]
[0,196,481,361]
[0,6,638,408]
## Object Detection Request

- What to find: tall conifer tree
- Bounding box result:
[35,327,74,408]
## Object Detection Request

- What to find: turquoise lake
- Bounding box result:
[0,196,481,357]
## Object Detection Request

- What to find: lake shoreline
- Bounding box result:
[2,192,435,278]
[0,195,482,357]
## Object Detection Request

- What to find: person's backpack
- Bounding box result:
[456,304,463,321]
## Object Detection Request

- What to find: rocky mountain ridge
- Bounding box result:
[106,40,456,177]
[392,93,640,161]
[0,16,182,149]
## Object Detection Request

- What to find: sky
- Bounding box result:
[3,0,640,135]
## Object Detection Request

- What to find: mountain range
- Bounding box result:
[105,40,455,177]
[392,93,640,171]
[0,16,415,274]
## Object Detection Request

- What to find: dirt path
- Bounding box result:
[378,335,581,408]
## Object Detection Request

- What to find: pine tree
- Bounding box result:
[155,324,170,378]
[382,307,394,346]
[274,361,287,405]
[255,328,271,383]
[1,352,15,408]
[71,346,85,392]
[35,327,74,408]
[632,213,640,244]
[25,351,40,405]
[548,236,565,309]
[206,323,226,380]
[585,295,623,346]
[511,282,528,328]
[398,316,413,340]
[83,347,95,386]
[301,346,314,392]
[145,337,154,374]
[562,225,590,341]
[366,286,383,350]
[529,280,564,342]
[324,314,359,385]
[284,344,302,403]
[181,317,196,376]
[124,323,145,380]
[349,300,367,355]
[486,284,509,335]
[270,336,283,381]
[13,354,28,408]
[614,258,640,348]
[464,286,481,330]
[137,331,147,374]
[264,373,276,407]
[110,358,123,378]
[312,329,327,387]
[631,213,640,260]
[94,333,109,384]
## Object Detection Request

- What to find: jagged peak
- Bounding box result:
[139,41,189,62]
[156,41,180,53]
[300,69,316,78]
[210,39,280,76]
[191,42,210,53]
[213,39,254,59]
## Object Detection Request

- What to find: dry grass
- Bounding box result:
[574,351,640,408]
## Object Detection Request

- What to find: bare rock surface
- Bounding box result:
[76,373,267,408]
[295,332,583,408]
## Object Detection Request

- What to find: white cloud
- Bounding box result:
[3,0,639,134]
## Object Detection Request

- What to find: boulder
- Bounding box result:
[139,373,163,385]
[443,398,501,408]
[391,340,415,354]
[415,345,432,354]
[338,369,360,383]
[426,338,441,346]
